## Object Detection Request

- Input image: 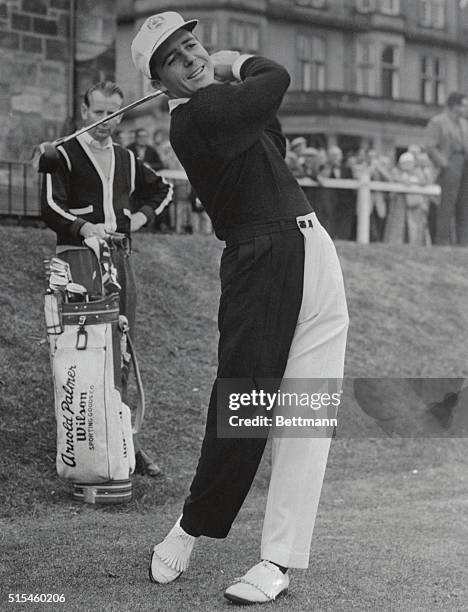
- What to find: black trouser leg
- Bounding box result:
[180,229,305,538]
[436,156,464,245]
[455,162,468,246]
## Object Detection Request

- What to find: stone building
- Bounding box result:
[2,0,468,162]
[0,0,117,162]
[116,0,468,157]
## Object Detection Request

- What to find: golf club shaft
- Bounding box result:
[54,90,165,146]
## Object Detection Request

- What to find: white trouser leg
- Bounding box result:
[261,213,349,569]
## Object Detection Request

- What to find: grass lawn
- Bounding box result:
[0,226,467,611]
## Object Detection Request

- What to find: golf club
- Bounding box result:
[34,89,165,174]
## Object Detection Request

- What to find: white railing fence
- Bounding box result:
[158,169,441,244]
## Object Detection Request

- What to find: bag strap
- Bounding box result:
[126,333,145,434]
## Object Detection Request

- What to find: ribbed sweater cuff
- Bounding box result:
[232,54,255,81]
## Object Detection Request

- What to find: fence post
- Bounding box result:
[23,163,28,217]
[8,162,12,216]
[356,172,371,244]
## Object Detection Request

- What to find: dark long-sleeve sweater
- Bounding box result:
[169,56,313,239]
[41,135,173,246]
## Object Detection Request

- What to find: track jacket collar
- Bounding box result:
[79,131,113,149]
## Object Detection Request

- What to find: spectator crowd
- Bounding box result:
[285,91,468,246]
[285,137,438,246]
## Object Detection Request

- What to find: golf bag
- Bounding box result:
[44,234,144,503]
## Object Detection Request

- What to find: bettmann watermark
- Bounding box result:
[217,378,342,438]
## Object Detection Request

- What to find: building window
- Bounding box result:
[356,0,401,15]
[197,20,218,53]
[381,45,399,98]
[297,34,326,91]
[379,0,400,14]
[432,0,445,27]
[419,0,445,28]
[355,0,376,12]
[420,0,432,25]
[295,0,327,7]
[420,56,445,104]
[356,41,376,95]
[230,20,260,53]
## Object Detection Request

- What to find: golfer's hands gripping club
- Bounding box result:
[211,50,241,82]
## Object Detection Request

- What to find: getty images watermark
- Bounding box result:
[216,377,468,439]
[216,378,342,438]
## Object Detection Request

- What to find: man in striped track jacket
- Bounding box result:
[41,81,173,477]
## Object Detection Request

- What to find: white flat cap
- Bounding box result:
[131,12,198,80]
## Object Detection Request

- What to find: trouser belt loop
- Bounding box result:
[296,217,314,230]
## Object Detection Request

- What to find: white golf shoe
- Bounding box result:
[224,560,289,604]
[148,517,196,584]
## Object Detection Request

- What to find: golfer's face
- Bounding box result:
[81,91,123,143]
[153,30,214,98]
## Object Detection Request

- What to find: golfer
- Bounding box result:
[132,12,349,605]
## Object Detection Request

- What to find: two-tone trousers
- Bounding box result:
[180,212,349,568]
